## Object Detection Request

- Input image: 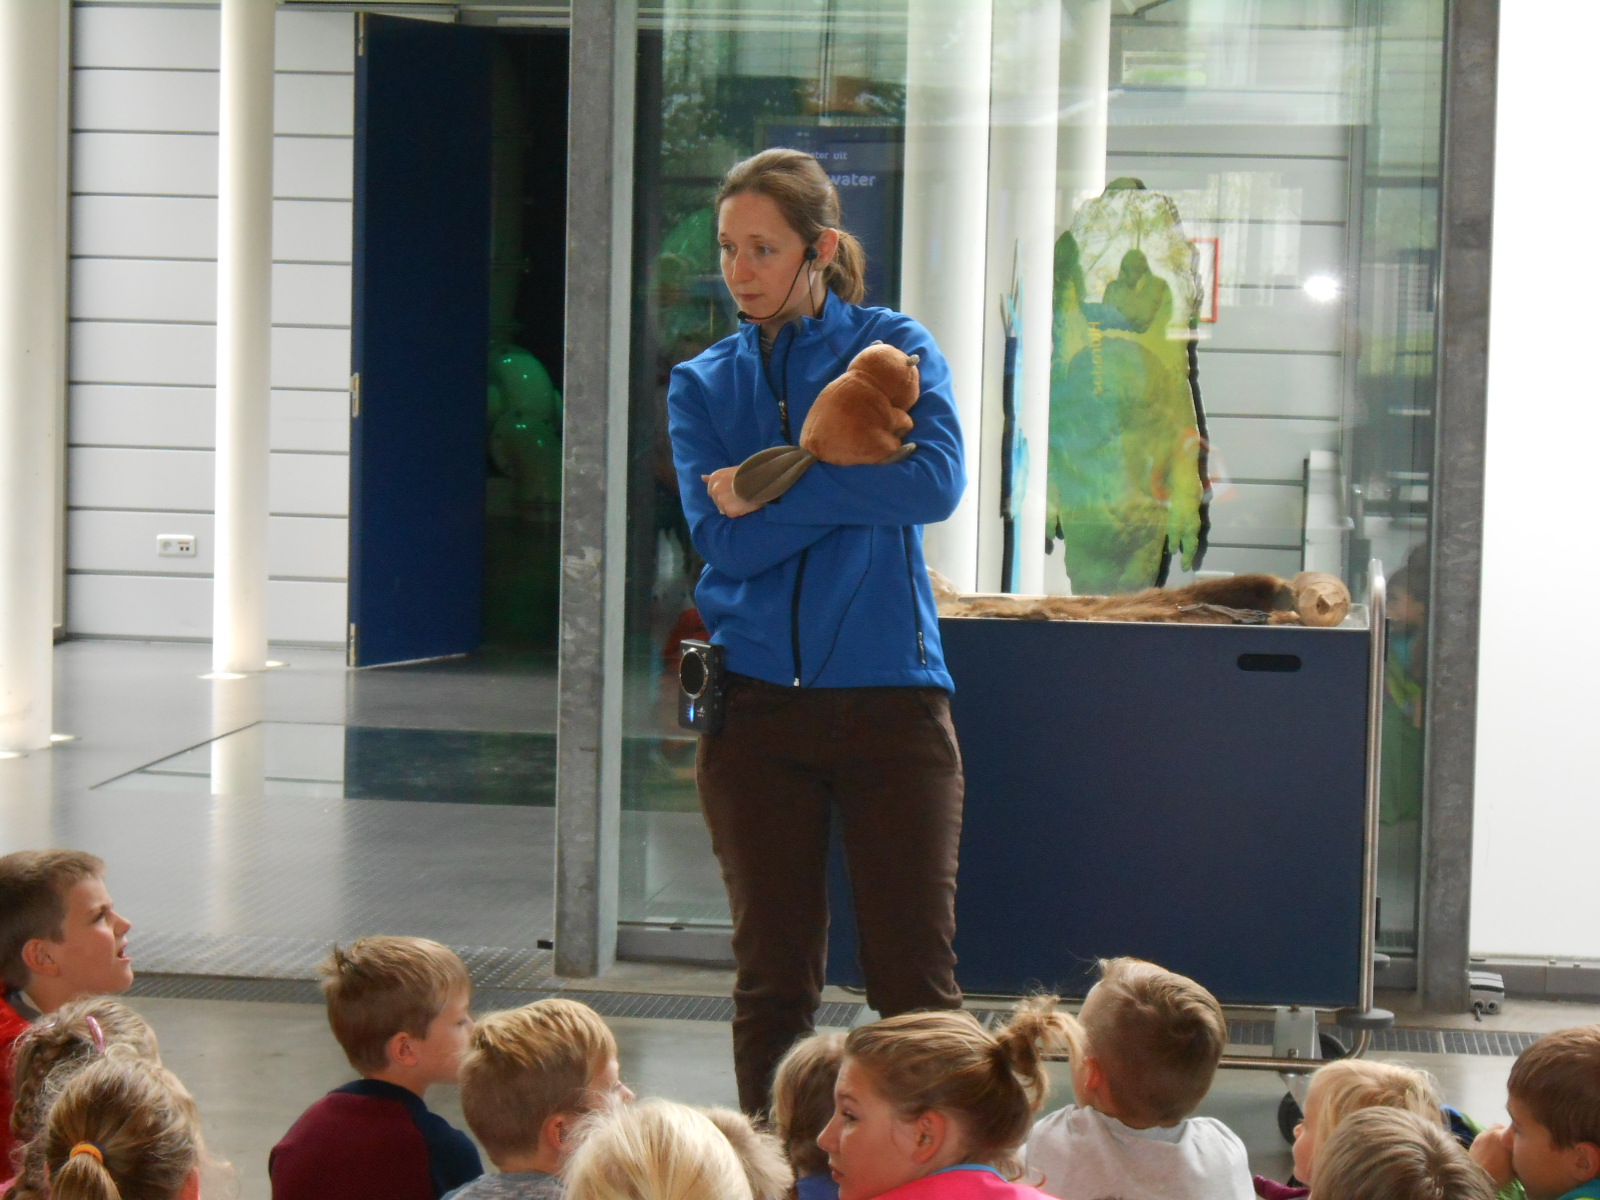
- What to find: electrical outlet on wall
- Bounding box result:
[156,534,197,558]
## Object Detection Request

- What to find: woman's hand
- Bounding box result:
[702,467,765,519]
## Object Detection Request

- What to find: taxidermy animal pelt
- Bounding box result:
[932,572,1351,628]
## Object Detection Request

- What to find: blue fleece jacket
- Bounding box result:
[668,295,964,691]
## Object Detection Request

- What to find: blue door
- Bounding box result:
[349,15,492,666]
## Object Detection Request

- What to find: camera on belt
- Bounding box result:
[677,639,725,735]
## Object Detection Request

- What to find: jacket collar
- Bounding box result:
[740,291,845,352]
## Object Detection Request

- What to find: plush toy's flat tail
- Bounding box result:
[885,442,917,463]
[733,445,817,505]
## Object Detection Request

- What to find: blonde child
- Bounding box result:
[270,936,482,1200]
[564,1098,757,1200]
[817,998,1076,1200]
[771,1033,845,1200]
[1276,1057,1445,1196]
[1470,1025,1600,1200]
[1314,1107,1494,1200]
[1022,958,1248,1200]
[702,1107,794,1200]
[444,998,635,1200]
[40,1057,203,1200]
[3,996,161,1199]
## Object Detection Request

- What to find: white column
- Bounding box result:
[212,0,275,675]
[900,0,993,593]
[0,0,66,751]
[980,0,1061,594]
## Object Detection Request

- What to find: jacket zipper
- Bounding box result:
[768,326,807,686]
[902,527,928,666]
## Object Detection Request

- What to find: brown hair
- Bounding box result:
[771,1032,844,1177]
[460,999,617,1162]
[1507,1025,1600,1149]
[700,1108,794,1200]
[716,149,867,304]
[42,1057,202,1200]
[843,996,1075,1174]
[1079,958,1227,1126]
[318,937,470,1074]
[0,851,105,990]
[7,997,162,1199]
[1314,1107,1494,1200]
[1303,1059,1445,1154]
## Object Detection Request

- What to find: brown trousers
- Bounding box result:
[697,674,965,1113]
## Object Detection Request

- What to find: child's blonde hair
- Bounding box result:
[7,997,162,1200]
[1314,1107,1493,1200]
[460,999,618,1161]
[843,996,1076,1175]
[1506,1025,1600,1150]
[318,936,470,1073]
[42,1057,202,1200]
[566,1098,754,1200]
[1078,957,1227,1126]
[770,1032,844,1178]
[1303,1058,1445,1152]
[701,1108,794,1200]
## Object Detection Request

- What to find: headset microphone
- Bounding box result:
[737,246,820,323]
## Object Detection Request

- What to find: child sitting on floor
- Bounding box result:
[1266,1057,1446,1198]
[0,849,135,1172]
[1470,1025,1600,1200]
[40,1057,207,1200]
[818,998,1075,1200]
[1023,957,1250,1200]
[444,998,634,1200]
[1314,1107,1494,1200]
[269,936,482,1200]
[3,996,161,1200]
[702,1107,794,1200]
[564,1098,760,1200]
[771,1033,845,1200]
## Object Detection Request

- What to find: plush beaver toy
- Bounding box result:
[732,341,922,505]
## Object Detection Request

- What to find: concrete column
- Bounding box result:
[0,0,67,751]
[980,0,1061,594]
[212,0,275,675]
[555,0,636,978]
[900,0,992,593]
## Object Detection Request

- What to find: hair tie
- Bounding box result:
[70,1142,104,1164]
[85,1014,106,1054]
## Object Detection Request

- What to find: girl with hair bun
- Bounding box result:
[670,146,968,1115]
[817,998,1075,1200]
[41,1057,203,1200]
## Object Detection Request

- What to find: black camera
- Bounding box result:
[677,639,726,734]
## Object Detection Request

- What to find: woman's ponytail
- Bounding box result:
[43,1057,201,1200]
[826,232,867,304]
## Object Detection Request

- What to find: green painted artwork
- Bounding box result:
[1048,178,1210,595]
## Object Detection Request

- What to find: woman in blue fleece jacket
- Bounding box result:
[667,149,967,1114]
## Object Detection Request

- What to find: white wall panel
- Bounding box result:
[1206,416,1337,484]
[72,132,218,196]
[74,69,218,134]
[273,263,351,327]
[276,11,354,73]
[71,259,214,322]
[71,322,214,386]
[1201,291,1343,354]
[67,575,346,643]
[274,137,353,200]
[271,327,350,390]
[73,7,218,70]
[1204,482,1305,549]
[69,446,213,511]
[68,511,347,579]
[269,454,348,517]
[1103,155,1348,224]
[1109,124,1349,158]
[273,200,352,263]
[70,385,349,454]
[1167,545,1304,584]
[275,75,354,137]
[1195,350,1342,419]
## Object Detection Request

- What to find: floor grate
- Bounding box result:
[125,975,1543,1054]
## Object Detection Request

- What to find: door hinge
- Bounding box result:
[349,372,361,419]
[347,622,359,668]
[356,12,367,57]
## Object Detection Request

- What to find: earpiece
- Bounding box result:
[804,245,819,262]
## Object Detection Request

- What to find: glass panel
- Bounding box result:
[621,0,1446,958]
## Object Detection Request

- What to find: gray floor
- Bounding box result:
[2,641,1593,1200]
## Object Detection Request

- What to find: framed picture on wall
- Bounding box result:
[1192,236,1220,323]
